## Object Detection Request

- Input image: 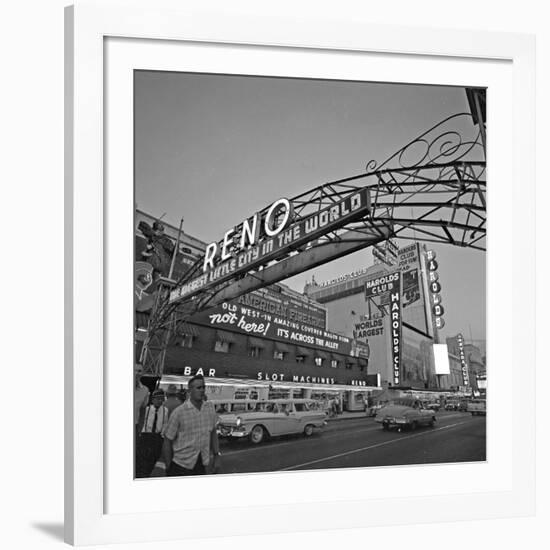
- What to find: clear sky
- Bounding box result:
[135,71,486,342]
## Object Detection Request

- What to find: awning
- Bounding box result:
[358,358,368,368]
[216,330,237,344]
[248,336,266,349]
[315,350,329,360]
[274,341,291,353]
[346,357,359,366]
[161,374,381,392]
[296,346,312,357]
[177,323,199,337]
[330,353,342,362]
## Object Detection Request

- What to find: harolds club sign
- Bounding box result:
[190,301,352,355]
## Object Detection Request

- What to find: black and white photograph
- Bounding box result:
[133,71,487,479]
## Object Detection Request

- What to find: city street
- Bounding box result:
[216,411,486,474]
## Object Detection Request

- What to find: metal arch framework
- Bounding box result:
[140,113,486,375]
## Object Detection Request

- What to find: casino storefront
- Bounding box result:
[155,285,380,411]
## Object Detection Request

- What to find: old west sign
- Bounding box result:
[170,188,370,303]
[190,301,352,355]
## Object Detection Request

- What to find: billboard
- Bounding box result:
[190,300,352,355]
[433,343,451,375]
[237,287,326,329]
[363,244,423,312]
[397,243,422,308]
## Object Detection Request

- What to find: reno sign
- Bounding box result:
[170,189,370,303]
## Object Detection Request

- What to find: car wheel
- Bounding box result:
[382,422,389,431]
[411,421,418,431]
[249,425,266,444]
[304,424,314,437]
[429,417,435,427]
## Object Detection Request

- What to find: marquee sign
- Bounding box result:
[170,188,370,303]
[167,365,369,387]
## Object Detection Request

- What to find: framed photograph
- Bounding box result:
[65,1,535,546]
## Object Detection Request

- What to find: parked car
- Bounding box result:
[210,399,260,415]
[423,401,441,412]
[444,402,458,411]
[467,399,487,416]
[375,398,436,432]
[217,399,327,444]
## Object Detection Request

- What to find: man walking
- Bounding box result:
[163,375,221,476]
[136,389,168,478]
[163,384,185,418]
[134,363,150,438]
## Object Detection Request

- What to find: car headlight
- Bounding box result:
[236,417,242,427]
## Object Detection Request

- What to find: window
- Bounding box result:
[330,359,338,368]
[314,357,323,367]
[214,340,230,353]
[248,347,261,358]
[181,334,194,349]
[273,351,285,361]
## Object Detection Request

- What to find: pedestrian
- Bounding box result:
[162,375,221,476]
[163,384,184,418]
[134,363,149,438]
[136,389,168,478]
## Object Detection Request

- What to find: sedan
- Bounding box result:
[375,399,436,432]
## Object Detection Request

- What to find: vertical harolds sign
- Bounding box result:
[456,333,470,386]
[363,270,402,385]
[426,249,445,330]
[389,273,402,385]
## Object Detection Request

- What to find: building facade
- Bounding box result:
[161,282,377,410]
[304,243,439,390]
[134,213,379,410]
[135,210,480,403]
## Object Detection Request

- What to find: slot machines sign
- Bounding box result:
[426,249,445,330]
